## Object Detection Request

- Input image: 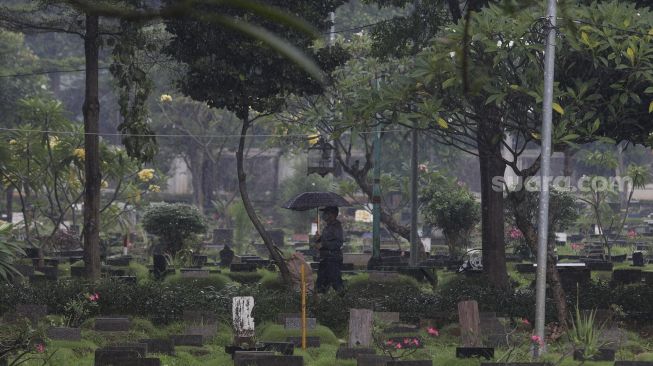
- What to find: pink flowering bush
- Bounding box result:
[63,292,100,327]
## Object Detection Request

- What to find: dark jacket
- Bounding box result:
[317,220,344,259]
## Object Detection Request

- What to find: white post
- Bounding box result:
[534,0,558,357]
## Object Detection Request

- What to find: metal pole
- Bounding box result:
[329,12,335,46]
[372,120,382,260]
[409,121,419,267]
[300,263,307,350]
[534,0,557,357]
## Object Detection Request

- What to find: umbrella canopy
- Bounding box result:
[282,191,351,211]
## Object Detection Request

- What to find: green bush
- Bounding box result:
[142,203,207,254]
[164,272,232,291]
[226,271,263,285]
[258,323,339,345]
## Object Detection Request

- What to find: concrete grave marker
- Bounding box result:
[284,317,316,330]
[457,300,481,347]
[233,296,255,346]
[348,309,373,348]
[374,312,400,324]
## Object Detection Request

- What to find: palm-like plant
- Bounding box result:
[0,222,24,282]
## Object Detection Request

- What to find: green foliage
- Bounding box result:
[0,222,24,282]
[163,0,349,119]
[62,293,99,328]
[142,203,207,254]
[228,200,254,252]
[163,272,232,291]
[226,271,264,285]
[420,173,480,256]
[568,302,606,360]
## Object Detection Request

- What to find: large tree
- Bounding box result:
[164,0,348,284]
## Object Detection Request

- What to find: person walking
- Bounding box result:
[314,206,344,293]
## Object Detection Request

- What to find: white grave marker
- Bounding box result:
[232,296,255,343]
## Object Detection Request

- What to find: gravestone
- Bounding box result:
[170,335,203,347]
[383,324,418,334]
[234,355,304,366]
[106,256,132,266]
[633,251,646,266]
[613,269,642,284]
[191,255,208,267]
[284,317,316,330]
[231,263,257,272]
[336,346,376,360]
[39,266,59,280]
[374,312,400,324]
[614,362,653,366]
[276,313,301,324]
[286,336,320,348]
[139,339,175,355]
[233,351,274,365]
[260,342,294,355]
[47,327,81,341]
[348,309,374,348]
[233,296,255,346]
[94,348,141,366]
[185,325,217,340]
[95,317,131,332]
[479,315,508,347]
[458,300,481,347]
[387,361,432,366]
[357,354,391,366]
[16,304,47,324]
[183,310,217,325]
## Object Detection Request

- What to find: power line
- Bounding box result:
[0,126,405,139]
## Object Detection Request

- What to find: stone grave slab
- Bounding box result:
[480,364,549,366]
[139,339,175,355]
[233,351,275,365]
[336,347,376,360]
[183,310,217,325]
[356,354,391,366]
[387,361,432,366]
[235,355,304,366]
[71,266,85,277]
[456,347,494,359]
[614,362,653,366]
[383,323,418,334]
[95,317,131,332]
[180,270,210,278]
[374,312,400,324]
[285,317,316,330]
[231,263,257,272]
[170,334,203,347]
[349,309,373,348]
[104,344,148,356]
[16,304,47,324]
[286,336,320,348]
[94,349,140,366]
[110,359,160,366]
[573,348,615,361]
[480,316,509,347]
[260,341,294,355]
[276,313,301,324]
[47,327,81,341]
[106,256,132,266]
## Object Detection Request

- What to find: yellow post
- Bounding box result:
[300,263,307,350]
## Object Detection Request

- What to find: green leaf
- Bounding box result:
[649,101,653,114]
[442,78,456,89]
[436,117,449,129]
[626,47,636,65]
[552,103,565,115]
[645,87,653,94]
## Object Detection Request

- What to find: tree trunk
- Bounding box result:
[477,125,508,288]
[201,154,214,208]
[82,14,101,280]
[5,186,13,223]
[190,151,205,213]
[236,110,291,284]
[507,189,568,328]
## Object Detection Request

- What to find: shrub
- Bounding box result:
[164,273,232,291]
[226,271,263,285]
[258,323,339,345]
[142,203,207,254]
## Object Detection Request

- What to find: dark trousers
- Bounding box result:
[316,256,343,293]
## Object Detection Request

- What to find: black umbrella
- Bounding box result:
[282,191,351,211]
